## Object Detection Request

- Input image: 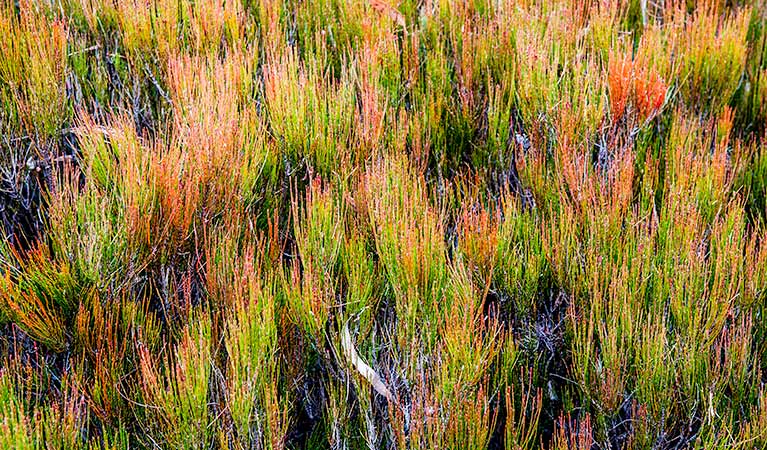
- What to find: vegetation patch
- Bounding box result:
[1,0,767,448]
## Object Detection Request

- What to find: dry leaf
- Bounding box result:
[341,322,395,403]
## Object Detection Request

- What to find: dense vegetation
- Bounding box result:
[0,0,766,448]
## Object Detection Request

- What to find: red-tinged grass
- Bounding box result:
[263,47,357,175]
[457,201,499,288]
[676,1,751,115]
[81,0,244,60]
[0,240,85,352]
[608,51,668,124]
[439,262,500,393]
[166,50,269,214]
[285,176,345,341]
[494,196,545,317]
[552,413,593,450]
[0,371,35,450]
[116,0,179,60]
[634,66,668,121]
[1,0,767,448]
[387,369,495,450]
[363,153,448,355]
[608,52,633,123]
[0,0,69,139]
[215,242,288,449]
[185,0,245,55]
[504,369,543,450]
[340,227,379,334]
[73,293,160,424]
[0,359,99,449]
[136,314,212,449]
[354,38,395,159]
[249,0,286,52]
[72,49,272,270]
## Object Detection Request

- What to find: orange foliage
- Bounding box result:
[609,52,668,123]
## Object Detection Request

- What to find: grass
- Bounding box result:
[0,0,767,448]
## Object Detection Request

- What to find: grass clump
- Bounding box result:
[2,0,767,448]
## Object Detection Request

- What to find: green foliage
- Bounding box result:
[1,0,767,448]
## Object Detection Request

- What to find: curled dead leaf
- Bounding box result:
[341,322,395,403]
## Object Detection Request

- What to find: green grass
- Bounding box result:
[1,0,767,448]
